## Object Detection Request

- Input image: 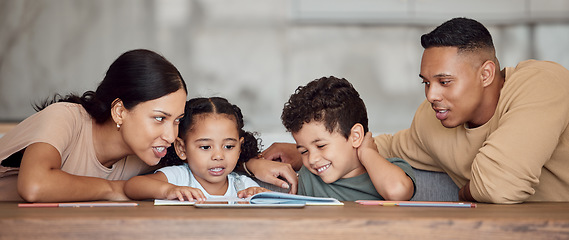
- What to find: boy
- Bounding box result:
[281,76,415,201]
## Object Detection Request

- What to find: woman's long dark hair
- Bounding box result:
[161,97,261,167]
[34,49,188,123]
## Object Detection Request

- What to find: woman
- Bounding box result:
[0,49,187,202]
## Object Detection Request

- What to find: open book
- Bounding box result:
[154,191,343,207]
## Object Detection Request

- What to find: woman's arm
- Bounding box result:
[18,142,129,202]
[358,133,414,201]
[0,175,23,201]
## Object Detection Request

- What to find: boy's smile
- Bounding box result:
[292,121,366,183]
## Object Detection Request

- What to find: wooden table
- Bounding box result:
[1,201,568,240]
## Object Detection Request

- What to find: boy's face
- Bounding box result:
[176,114,242,191]
[292,121,366,183]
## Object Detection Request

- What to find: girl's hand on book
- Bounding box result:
[237,187,271,198]
[165,186,206,203]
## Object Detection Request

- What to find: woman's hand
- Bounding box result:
[237,187,270,198]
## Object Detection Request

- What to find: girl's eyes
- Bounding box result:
[154,117,165,122]
[199,145,236,150]
[317,144,326,149]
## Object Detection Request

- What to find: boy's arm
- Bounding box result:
[358,133,414,201]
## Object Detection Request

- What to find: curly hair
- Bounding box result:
[160,97,261,166]
[281,76,368,139]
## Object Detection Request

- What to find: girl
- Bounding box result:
[124,97,270,201]
[0,49,187,202]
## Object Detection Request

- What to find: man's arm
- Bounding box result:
[458,181,476,202]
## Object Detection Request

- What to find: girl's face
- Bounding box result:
[176,114,243,193]
[118,89,186,166]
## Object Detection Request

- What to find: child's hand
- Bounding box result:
[164,186,206,203]
[357,132,379,160]
[237,187,271,198]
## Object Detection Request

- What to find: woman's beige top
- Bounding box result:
[0,102,150,180]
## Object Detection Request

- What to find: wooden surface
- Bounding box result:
[1,201,568,240]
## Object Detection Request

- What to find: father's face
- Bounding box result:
[419,47,485,128]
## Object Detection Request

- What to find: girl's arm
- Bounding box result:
[124,171,206,202]
[237,187,271,198]
[358,133,414,201]
[18,142,129,202]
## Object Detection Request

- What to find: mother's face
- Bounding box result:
[118,89,186,166]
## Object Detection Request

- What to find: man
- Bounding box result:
[247,17,569,204]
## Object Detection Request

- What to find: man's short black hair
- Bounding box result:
[421,17,494,53]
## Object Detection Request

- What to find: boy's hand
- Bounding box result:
[357,132,379,161]
[237,187,271,198]
[164,186,206,203]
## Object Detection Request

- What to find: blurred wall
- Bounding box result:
[1,0,569,145]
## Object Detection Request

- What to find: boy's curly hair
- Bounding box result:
[281,76,368,139]
[160,97,261,166]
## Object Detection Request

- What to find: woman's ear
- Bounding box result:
[174,137,187,160]
[349,123,365,148]
[239,137,244,153]
[110,98,125,126]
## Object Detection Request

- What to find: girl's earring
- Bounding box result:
[116,123,121,131]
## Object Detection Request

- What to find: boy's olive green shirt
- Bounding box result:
[298,158,416,201]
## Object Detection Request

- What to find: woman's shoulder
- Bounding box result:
[42,102,87,117]
[34,102,91,130]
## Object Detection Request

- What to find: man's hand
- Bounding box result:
[459,181,477,202]
[245,158,298,194]
[262,142,303,171]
